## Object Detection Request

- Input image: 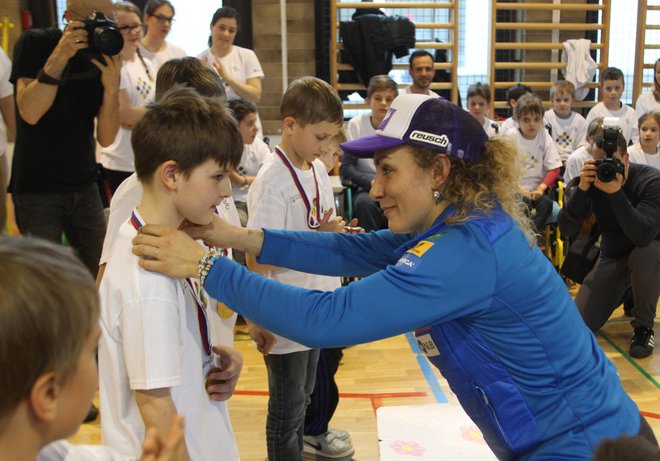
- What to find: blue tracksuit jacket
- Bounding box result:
[204,206,640,460]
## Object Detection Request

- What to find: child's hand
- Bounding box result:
[205,345,244,401]
[246,320,277,355]
[140,415,187,461]
[318,209,346,233]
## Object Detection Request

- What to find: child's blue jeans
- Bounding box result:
[264,349,320,460]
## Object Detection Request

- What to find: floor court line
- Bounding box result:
[405,332,447,403]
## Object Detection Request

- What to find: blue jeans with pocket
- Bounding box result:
[12,182,106,277]
[264,349,320,460]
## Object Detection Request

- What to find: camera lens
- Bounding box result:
[597,162,616,182]
[93,27,124,56]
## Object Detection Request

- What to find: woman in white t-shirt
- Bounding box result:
[139,0,186,71]
[635,58,660,120]
[628,111,660,169]
[100,2,155,196]
[197,6,264,104]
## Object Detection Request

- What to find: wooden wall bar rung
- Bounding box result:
[495,42,602,50]
[494,62,568,70]
[492,82,600,90]
[495,22,602,31]
[335,22,453,29]
[337,82,453,92]
[336,2,453,9]
[337,62,453,71]
[494,101,597,109]
[337,42,454,51]
[494,2,604,11]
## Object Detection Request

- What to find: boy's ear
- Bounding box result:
[159,160,181,192]
[29,372,60,423]
[282,116,297,135]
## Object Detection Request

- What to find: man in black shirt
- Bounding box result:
[10,0,120,276]
[559,132,660,358]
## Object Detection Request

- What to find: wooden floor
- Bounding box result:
[71,304,660,461]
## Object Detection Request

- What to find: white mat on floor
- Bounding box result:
[377,403,498,460]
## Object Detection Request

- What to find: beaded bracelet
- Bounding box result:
[198,249,222,287]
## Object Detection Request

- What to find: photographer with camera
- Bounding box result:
[9,0,120,279]
[558,118,660,359]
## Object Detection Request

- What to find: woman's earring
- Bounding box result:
[433,190,442,204]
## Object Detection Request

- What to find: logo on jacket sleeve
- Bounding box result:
[408,240,434,257]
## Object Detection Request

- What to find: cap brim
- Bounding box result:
[340,135,405,158]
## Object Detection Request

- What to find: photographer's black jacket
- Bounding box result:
[9,28,104,194]
[559,164,660,257]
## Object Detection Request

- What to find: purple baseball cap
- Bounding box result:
[340,94,488,161]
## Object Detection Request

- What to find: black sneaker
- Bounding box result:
[629,327,654,359]
[84,403,99,423]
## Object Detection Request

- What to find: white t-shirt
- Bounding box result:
[627,142,660,168]
[506,128,562,190]
[564,145,592,185]
[403,86,440,98]
[635,91,660,120]
[586,102,639,144]
[197,47,264,102]
[345,114,377,174]
[500,117,517,134]
[0,48,12,156]
[99,213,238,461]
[138,41,186,71]
[247,148,341,354]
[543,109,588,162]
[232,137,271,204]
[100,57,155,172]
[38,442,132,461]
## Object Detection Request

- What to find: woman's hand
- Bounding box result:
[132,225,206,278]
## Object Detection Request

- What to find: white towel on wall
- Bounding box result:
[562,39,598,100]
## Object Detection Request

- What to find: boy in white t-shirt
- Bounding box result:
[500,83,532,133]
[246,77,351,461]
[341,74,398,232]
[466,82,499,138]
[0,236,186,461]
[505,94,562,233]
[628,111,660,169]
[544,80,588,162]
[586,67,639,144]
[99,88,244,461]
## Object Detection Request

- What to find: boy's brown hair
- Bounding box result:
[600,67,625,85]
[280,76,343,126]
[155,56,225,101]
[549,80,576,100]
[367,75,398,99]
[0,236,98,419]
[467,82,492,104]
[133,87,242,181]
[514,93,544,120]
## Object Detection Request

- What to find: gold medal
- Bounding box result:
[217,302,234,319]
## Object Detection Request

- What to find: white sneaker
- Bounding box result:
[328,427,351,444]
[303,430,355,459]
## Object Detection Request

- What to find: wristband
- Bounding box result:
[198,249,222,287]
[37,68,65,86]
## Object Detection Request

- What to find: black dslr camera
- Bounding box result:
[80,11,123,57]
[595,117,625,183]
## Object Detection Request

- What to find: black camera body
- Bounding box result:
[81,11,123,57]
[595,117,625,183]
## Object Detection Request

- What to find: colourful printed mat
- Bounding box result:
[377,403,497,460]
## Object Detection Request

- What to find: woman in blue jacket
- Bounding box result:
[133,94,655,460]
